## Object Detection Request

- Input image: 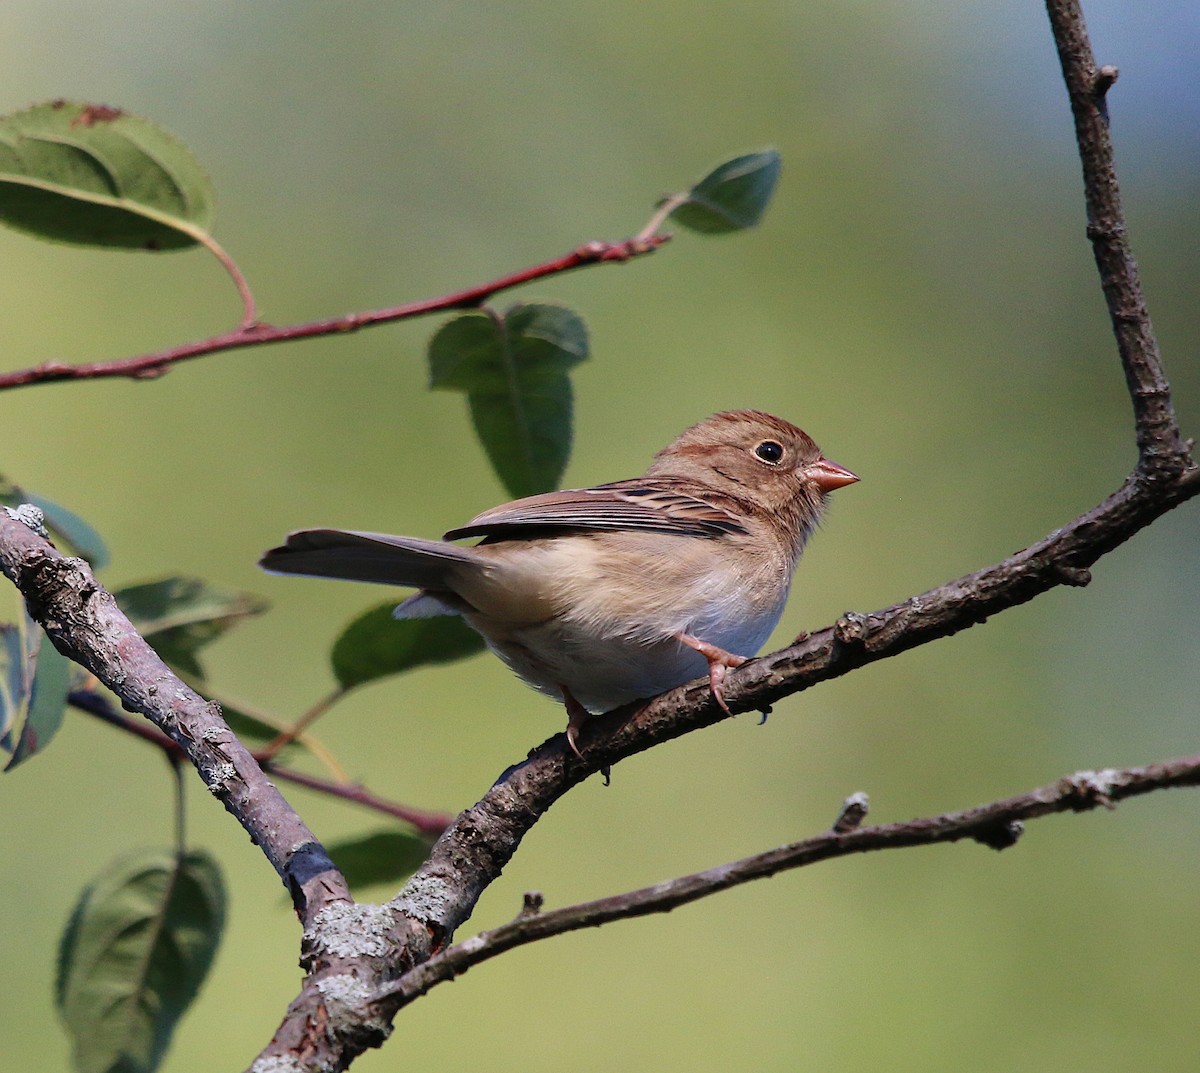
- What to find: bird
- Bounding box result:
[260,410,858,756]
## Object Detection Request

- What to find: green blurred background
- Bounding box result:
[2,2,1198,1070]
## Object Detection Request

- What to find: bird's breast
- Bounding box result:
[451,529,796,711]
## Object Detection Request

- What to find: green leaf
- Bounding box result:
[0,479,110,568]
[0,100,214,251]
[1,616,72,771]
[115,577,269,678]
[56,848,225,1073]
[0,623,24,748]
[331,601,486,690]
[429,302,589,498]
[4,629,71,769]
[669,149,781,235]
[326,830,434,893]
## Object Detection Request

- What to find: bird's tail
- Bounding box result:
[259,528,477,590]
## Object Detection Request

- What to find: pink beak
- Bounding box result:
[808,457,860,492]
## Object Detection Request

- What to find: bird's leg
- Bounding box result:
[674,632,747,715]
[560,684,591,759]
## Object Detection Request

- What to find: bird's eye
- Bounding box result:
[753,440,784,464]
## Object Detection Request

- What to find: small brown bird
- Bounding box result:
[260,410,857,755]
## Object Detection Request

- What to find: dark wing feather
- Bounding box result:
[261,529,477,588]
[443,480,748,540]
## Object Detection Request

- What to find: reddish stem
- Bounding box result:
[70,689,451,837]
[0,236,668,391]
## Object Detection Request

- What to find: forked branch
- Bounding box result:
[0,2,1194,1072]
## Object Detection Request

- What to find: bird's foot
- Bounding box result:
[674,632,747,716]
[560,684,590,759]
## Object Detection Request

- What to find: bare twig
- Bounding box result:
[258,685,349,762]
[267,765,452,840]
[70,688,452,838]
[0,235,667,391]
[379,755,1200,1007]
[1045,0,1189,473]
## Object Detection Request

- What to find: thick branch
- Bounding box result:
[384,755,1200,1006]
[0,514,350,923]
[0,236,666,391]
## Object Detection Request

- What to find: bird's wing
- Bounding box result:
[444,479,748,540]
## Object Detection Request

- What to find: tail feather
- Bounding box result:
[259,528,477,589]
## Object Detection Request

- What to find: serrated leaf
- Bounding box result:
[1,615,71,771]
[669,149,781,235]
[115,577,269,678]
[0,100,214,251]
[326,830,434,893]
[56,848,225,1073]
[0,480,110,568]
[331,601,486,690]
[429,302,589,498]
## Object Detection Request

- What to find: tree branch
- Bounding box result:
[0,515,351,924]
[381,754,1200,1007]
[1045,0,1188,473]
[0,236,667,391]
[70,688,453,838]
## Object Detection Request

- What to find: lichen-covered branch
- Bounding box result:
[0,513,351,924]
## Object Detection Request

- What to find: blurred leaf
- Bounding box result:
[326,829,434,892]
[331,601,486,690]
[429,302,589,498]
[1,616,71,771]
[669,149,781,234]
[0,479,110,568]
[217,703,288,749]
[115,577,269,678]
[56,848,225,1073]
[4,629,71,769]
[0,100,214,251]
[0,623,24,748]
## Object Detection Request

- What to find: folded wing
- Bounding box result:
[444,479,748,540]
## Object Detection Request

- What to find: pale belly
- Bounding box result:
[454,531,793,712]
[475,607,783,712]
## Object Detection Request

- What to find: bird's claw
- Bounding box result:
[675,632,747,716]
[561,684,589,759]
